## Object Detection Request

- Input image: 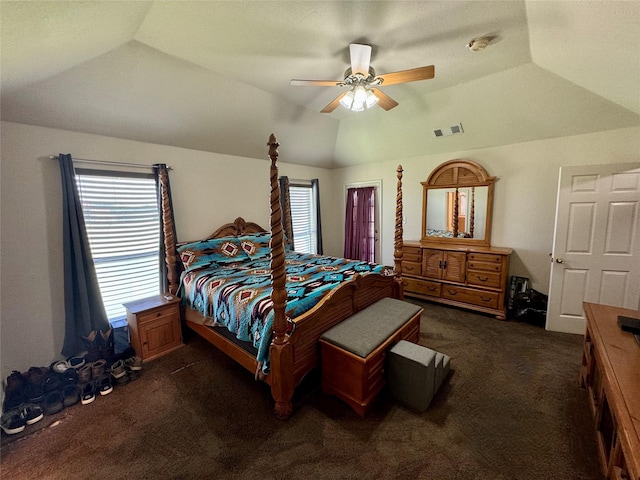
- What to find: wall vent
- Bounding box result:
[433,123,464,137]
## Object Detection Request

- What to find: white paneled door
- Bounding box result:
[546,163,640,334]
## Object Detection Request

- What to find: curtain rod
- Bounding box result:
[49,155,173,170]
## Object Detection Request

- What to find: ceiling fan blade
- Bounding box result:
[370,88,399,111]
[290,79,342,87]
[321,92,347,113]
[349,43,372,76]
[376,65,435,86]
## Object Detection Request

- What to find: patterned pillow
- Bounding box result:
[177,236,247,272]
[238,232,272,260]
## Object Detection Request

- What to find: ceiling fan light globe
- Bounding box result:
[365,89,379,108]
[339,90,355,109]
[353,86,367,104]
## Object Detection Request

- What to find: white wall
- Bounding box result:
[0,121,335,379]
[2,120,638,380]
[332,126,640,293]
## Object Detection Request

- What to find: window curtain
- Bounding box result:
[154,164,178,295]
[279,176,294,250]
[58,154,109,356]
[312,179,323,255]
[344,186,375,262]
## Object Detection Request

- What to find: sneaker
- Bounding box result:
[77,364,92,384]
[97,376,113,396]
[91,359,106,378]
[41,372,62,392]
[1,410,26,435]
[42,390,64,415]
[80,382,96,405]
[66,355,86,370]
[2,388,27,412]
[62,384,80,408]
[21,404,44,425]
[50,360,70,374]
[26,366,49,385]
[125,356,143,371]
[110,360,127,379]
[23,382,45,404]
[59,369,78,386]
[4,370,26,393]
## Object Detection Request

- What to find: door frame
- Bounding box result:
[344,180,382,264]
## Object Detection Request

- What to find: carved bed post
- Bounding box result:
[157,166,179,295]
[470,187,475,239]
[394,165,404,279]
[267,134,294,420]
[452,187,459,238]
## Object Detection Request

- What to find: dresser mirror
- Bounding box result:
[421,159,495,246]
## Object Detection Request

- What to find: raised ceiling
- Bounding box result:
[1,1,639,168]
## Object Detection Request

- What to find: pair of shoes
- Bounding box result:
[42,390,64,415]
[50,360,70,374]
[1,410,26,435]
[59,369,78,386]
[26,366,49,384]
[23,381,45,404]
[41,372,62,392]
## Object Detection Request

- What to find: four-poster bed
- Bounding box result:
[163,134,406,419]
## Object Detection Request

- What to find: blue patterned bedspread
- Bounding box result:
[179,252,391,370]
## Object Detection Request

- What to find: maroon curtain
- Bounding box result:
[344,186,375,262]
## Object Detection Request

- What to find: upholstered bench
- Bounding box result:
[389,340,451,411]
[319,297,423,416]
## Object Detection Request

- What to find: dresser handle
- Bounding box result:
[481,296,492,302]
[447,289,457,295]
[427,286,437,292]
[477,276,488,282]
[406,266,413,271]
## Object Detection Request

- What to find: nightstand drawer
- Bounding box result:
[137,304,179,325]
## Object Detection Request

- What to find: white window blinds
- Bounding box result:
[75,170,160,322]
[289,183,318,254]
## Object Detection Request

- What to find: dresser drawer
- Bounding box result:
[401,261,422,276]
[402,247,422,263]
[467,260,502,273]
[402,277,440,297]
[467,270,502,289]
[441,285,499,309]
[468,253,503,265]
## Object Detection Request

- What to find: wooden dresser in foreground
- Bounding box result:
[124,294,183,361]
[581,302,640,480]
[401,242,512,319]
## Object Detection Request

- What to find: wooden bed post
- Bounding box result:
[394,165,404,287]
[158,166,179,295]
[267,134,294,420]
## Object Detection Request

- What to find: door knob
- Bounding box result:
[555,258,564,264]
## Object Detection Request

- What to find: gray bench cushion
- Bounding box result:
[320,297,422,358]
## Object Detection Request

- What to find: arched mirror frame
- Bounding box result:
[421,159,496,247]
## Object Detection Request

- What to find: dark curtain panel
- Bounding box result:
[154,164,178,295]
[344,186,375,262]
[312,178,323,255]
[279,176,294,250]
[58,154,109,356]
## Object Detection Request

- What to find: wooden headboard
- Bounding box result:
[205,217,268,239]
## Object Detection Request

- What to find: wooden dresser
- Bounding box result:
[581,302,640,480]
[401,241,512,319]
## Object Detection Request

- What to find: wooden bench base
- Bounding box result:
[319,310,421,416]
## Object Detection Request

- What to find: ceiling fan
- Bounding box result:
[290,44,435,113]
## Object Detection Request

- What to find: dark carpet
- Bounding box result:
[1,300,602,480]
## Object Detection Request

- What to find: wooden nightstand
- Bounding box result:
[123,294,183,361]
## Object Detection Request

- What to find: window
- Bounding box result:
[289,182,319,254]
[75,169,160,322]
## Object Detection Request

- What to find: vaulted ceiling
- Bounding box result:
[1,1,639,168]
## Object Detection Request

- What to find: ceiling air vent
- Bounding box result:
[433,123,464,137]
